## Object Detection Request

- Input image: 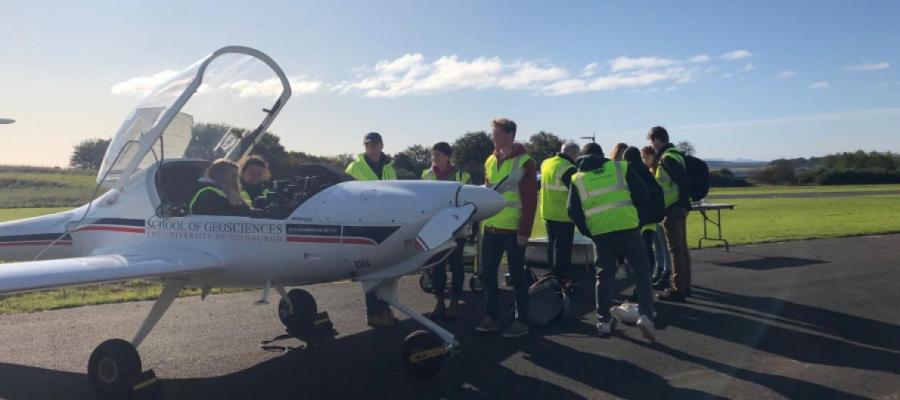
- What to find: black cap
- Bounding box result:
[432,142,453,157]
[363,132,383,144]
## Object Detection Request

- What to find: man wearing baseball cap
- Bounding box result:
[345,132,399,328]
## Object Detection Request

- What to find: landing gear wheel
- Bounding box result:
[278,288,318,331]
[419,269,435,294]
[87,338,142,397]
[469,274,483,293]
[402,330,446,378]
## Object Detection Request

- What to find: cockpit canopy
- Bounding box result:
[98,47,292,189]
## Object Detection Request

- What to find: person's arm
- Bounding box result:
[517,159,538,245]
[191,191,228,216]
[567,184,591,237]
[560,166,576,187]
[662,155,691,206]
[626,167,649,226]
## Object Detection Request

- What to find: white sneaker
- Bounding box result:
[609,303,641,325]
[636,314,656,342]
[596,318,617,336]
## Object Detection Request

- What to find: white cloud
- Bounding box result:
[110,70,179,96]
[543,67,694,95]
[742,63,755,72]
[873,81,900,88]
[842,62,890,71]
[220,75,323,98]
[332,53,568,97]
[721,50,753,61]
[689,54,711,63]
[810,81,830,89]
[580,62,601,77]
[776,70,797,79]
[609,56,677,72]
[722,73,733,79]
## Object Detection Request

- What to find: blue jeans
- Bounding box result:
[481,230,529,321]
[654,226,671,274]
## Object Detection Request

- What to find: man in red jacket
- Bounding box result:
[475,118,538,338]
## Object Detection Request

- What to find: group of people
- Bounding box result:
[187,117,694,340]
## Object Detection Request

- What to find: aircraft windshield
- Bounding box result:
[98,49,290,187]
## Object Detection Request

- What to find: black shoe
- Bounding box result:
[657,289,686,302]
[652,273,671,290]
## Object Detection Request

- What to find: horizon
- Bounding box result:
[2,1,898,167]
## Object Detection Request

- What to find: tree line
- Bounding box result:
[751,150,900,185]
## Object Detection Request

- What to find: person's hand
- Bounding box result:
[517,235,529,247]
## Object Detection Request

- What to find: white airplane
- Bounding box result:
[0,46,505,397]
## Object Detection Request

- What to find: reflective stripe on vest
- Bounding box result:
[421,168,471,184]
[540,155,575,222]
[573,160,639,236]
[483,154,530,230]
[345,154,397,181]
[655,148,685,208]
[189,186,226,212]
[241,188,272,203]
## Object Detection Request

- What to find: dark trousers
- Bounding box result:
[662,206,692,293]
[592,228,655,323]
[365,292,389,316]
[481,230,529,321]
[642,228,657,274]
[545,220,574,279]
[433,239,466,298]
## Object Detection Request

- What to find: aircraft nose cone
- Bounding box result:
[458,185,506,221]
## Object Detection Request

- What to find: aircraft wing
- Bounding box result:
[0,249,222,295]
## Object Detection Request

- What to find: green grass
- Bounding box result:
[0,207,73,221]
[707,183,900,196]
[0,171,99,208]
[533,193,900,248]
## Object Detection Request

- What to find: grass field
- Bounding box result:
[2,174,900,314]
[531,192,900,247]
[706,183,900,196]
[0,171,98,208]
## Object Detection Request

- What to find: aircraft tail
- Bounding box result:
[0,206,86,262]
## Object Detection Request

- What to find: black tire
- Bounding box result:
[419,269,435,294]
[87,338,142,397]
[469,274,483,293]
[278,288,318,330]
[402,330,445,378]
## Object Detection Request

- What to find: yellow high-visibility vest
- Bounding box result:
[345,154,397,181]
[573,160,639,236]
[655,148,685,208]
[421,167,471,184]
[539,155,575,222]
[483,154,531,230]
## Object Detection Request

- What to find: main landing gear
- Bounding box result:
[87,281,183,397]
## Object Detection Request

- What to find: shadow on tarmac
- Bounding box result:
[1,272,897,399]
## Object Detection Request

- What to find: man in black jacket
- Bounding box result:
[568,143,656,340]
[648,126,693,302]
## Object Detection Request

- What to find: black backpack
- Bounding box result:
[526,275,570,327]
[684,155,710,201]
[662,151,710,202]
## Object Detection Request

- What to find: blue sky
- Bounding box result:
[1,0,899,166]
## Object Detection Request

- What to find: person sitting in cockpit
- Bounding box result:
[239,155,272,205]
[189,159,255,217]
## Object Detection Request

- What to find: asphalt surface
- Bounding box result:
[1,234,899,399]
[707,189,900,199]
